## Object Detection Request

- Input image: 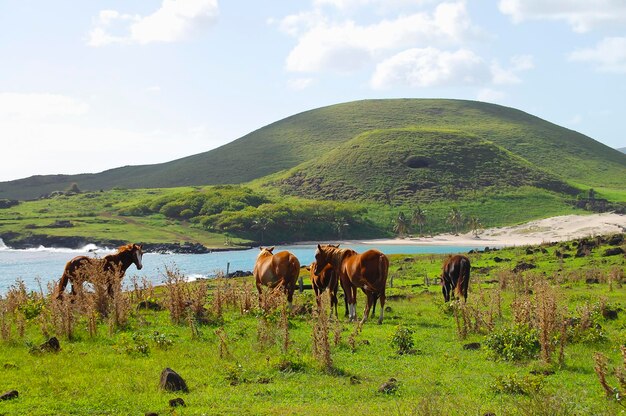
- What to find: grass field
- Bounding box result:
[1,234,625,415]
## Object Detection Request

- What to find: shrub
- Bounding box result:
[491,373,544,395]
[485,324,539,361]
[390,325,416,355]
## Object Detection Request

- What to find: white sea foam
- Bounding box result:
[0,239,113,254]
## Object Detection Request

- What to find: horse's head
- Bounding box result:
[257,246,275,258]
[131,244,143,270]
[314,244,333,275]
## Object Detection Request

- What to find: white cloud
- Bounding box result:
[287,78,314,90]
[498,0,626,33]
[491,54,534,85]
[282,1,480,73]
[370,47,490,89]
[371,49,534,89]
[313,0,429,11]
[87,0,219,46]
[0,93,89,120]
[477,88,505,103]
[569,37,626,72]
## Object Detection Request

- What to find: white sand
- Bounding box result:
[349,213,626,247]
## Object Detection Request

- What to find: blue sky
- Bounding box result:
[1,0,625,182]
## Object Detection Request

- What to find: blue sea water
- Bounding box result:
[0,239,486,294]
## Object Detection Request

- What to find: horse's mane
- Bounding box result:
[321,245,357,263]
[116,243,135,253]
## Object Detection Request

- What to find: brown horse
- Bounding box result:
[56,243,143,298]
[441,254,471,302]
[253,247,300,308]
[306,261,340,317]
[314,244,389,324]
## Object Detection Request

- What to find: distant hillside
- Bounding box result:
[618,147,626,154]
[1,99,625,200]
[276,128,578,203]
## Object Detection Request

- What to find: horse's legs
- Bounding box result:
[313,283,322,309]
[442,279,451,302]
[350,285,358,321]
[370,293,379,318]
[377,292,386,324]
[255,280,264,307]
[286,280,295,310]
[339,275,353,320]
[360,291,373,324]
[330,285,338,319]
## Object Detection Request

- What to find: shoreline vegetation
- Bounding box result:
[2,213,624,253]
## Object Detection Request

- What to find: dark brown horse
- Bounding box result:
[441,254,471,302]
[253,247,300,308]
[314,244,389,324]
[306,261,340,317]
[56,243,143,298]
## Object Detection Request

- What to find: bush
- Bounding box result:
[485,324,539,361]
[390,325,417,355]
[491,373,544,395]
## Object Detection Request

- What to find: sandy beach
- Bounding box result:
[351,213,626,248]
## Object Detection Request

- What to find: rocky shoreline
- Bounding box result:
[0,233,250,254]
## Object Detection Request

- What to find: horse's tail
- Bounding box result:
[379,253,389,287]
[455,257,469,300]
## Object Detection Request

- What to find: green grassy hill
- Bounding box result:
[275,128,578,203]
[1,99,624,201]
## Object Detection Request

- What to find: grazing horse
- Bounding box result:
[441,254,471,302]
[314,244,389,324]
[306,261,340,318]
[253,247,300,308]
[56,243,143,298]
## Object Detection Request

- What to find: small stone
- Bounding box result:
[169,397,186,407]
[378,378,398,394]
[463,342,481,350]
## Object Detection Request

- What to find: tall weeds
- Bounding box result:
[311,295,332,370]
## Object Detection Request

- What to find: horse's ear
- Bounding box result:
[268,246,275,252]
[317,244,322,250]
[258,246,263,251]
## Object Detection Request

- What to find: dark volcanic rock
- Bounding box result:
[603,247,625,257]
[169,397,186,407]
[160,368,188,392]
[463,342,481,350]
[39,337,60,352]
[513,262,536,273]
[0,390,18,401]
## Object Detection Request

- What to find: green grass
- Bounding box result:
[1,234,625,415]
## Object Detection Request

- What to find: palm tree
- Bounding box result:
[393,211,409,237]
[411,207,427,236]
[467,216,482,237]
[252,217,274,244]
[333,217,349,239]
[446,207,463,235]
